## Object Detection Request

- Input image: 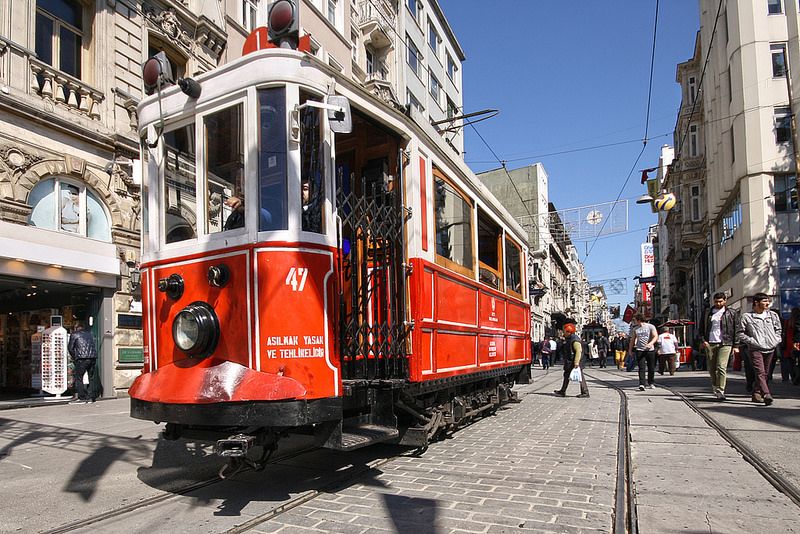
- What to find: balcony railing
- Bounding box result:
[358,0,395,49]
[29,57,103,120]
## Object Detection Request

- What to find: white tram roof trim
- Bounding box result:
[137,49,528,248]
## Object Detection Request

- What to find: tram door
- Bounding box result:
[335,114,409,381]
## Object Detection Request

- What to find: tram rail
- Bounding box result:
[42,371,633,534]
[584,370,637,534]
[673,390,800,508]
[41,445,320,534]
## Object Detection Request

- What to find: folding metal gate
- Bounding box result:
[336,161,409,381]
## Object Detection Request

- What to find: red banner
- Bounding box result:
[623,305,635,323]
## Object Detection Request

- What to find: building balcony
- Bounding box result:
[364,74,399,107]
[29,57,103,120]
[358,0,395,50]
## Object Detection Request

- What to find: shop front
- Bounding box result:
[0,222,119,399]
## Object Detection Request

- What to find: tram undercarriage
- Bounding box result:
[155,364,527,475]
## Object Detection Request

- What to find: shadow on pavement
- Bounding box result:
[135,437,410,519]
[382,494,439,534]
[64,446,126,501]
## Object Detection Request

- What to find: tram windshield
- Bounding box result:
[149,85,341,249]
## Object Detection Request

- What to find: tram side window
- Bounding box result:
[477,209,502,290]
[505,237,522,297]
[300,91,325,233]
[259,87,288,231]
[163,123,197,244]
[433,170,473,276]
[205,104,245,234]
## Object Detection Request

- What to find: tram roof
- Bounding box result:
[138,49,528,247]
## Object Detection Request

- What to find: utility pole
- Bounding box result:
[784,49,800,214]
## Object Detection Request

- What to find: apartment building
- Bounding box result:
[399,0,464,155]
[661,32,711,332]
[697,0,800,315]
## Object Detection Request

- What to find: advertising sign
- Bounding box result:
[641,243,655,277]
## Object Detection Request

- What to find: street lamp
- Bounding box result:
[129,266,141,291]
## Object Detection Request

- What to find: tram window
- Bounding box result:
[477,209,502,290]
[205,104,244,234]
[505,237,522,297]
[259,87,288,231]
[300,91,325,233]
[163,123,197,244]
[433,170,473,276]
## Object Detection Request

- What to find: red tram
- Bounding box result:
[130,28,531,466]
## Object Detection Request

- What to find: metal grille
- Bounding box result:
[336,166,409,380]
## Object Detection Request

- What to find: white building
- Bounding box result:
[399,0,465,156]
[699,0,800,314]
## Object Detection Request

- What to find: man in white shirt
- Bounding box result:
[657,327,678,376]
[699,292,740,401]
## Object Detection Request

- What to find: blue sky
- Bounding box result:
[438,0,700,309]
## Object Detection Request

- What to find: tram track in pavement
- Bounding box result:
[582,369,637,534]
[590,366,800,529]
[42,371,625,534]
[672,389,800,509]
[40,445,321,534]
[226,370,624,533]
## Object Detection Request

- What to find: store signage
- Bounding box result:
[118,347,144,364]
[118,314,142,329]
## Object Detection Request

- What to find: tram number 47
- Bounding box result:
[285,267,309,292]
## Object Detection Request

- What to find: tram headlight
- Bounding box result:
[172,302,220,358]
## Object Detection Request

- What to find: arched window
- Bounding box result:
[28,177,112,241]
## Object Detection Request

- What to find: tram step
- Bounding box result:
[332,424,399,451]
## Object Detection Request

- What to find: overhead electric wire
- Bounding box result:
[584,0,661,261]
[465,132,672,165]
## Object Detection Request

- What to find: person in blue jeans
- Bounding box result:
[628,313,658,390]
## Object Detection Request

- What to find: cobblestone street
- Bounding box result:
[255,372,619,533]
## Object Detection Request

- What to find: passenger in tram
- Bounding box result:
[553,321,590,398]
[628,313,658,390]
[737,293,782,406]
[223,195,274,231]
[301,179,322,233]
[699,292,740,401]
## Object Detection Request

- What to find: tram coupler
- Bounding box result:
[215,434,255,458]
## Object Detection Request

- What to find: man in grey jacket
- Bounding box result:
[737,293,782,405]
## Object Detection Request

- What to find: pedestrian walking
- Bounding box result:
[737,293,782,406]
[612,333,627,369]
[657,327,678,376]
[588,337,598,366]
[781,307,799,383]
[628,313,658,390]
[553,321,589,398]
[698,292,739,401]
[785,307,800,385]
[597,333,610,368]
[540,336,552,370]
[67,320,100,404]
